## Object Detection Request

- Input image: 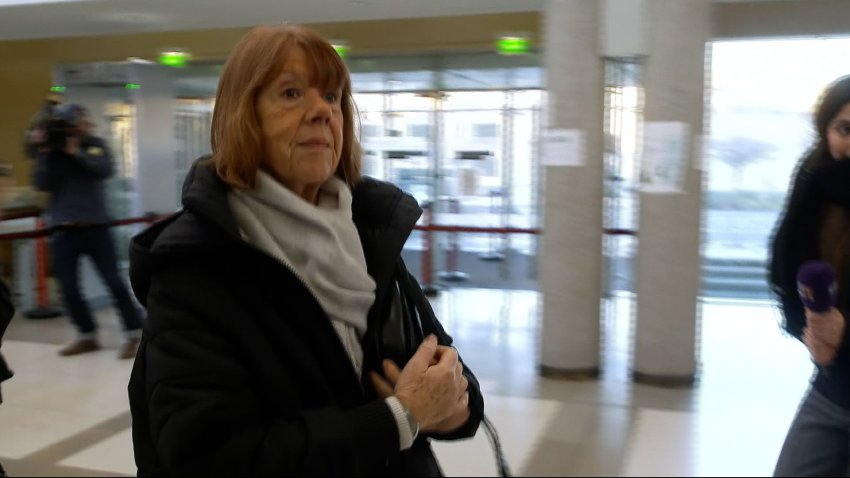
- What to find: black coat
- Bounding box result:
[31,134,114,226]
[127,161,483,476]
[0,278,14,403]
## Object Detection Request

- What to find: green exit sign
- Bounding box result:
[497,36,531,55]
[158,51,190,68]
[332,44,348,59]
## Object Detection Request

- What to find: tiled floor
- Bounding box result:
[0,289,814,476]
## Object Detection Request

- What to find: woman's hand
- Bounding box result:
[804,327,838,365]
[369,335,469,433]
[805,307,845,349]
[803,307,845,365]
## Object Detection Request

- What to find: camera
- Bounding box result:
[28,102,85,154]
[44,114,78,152]
[46,104,86,152]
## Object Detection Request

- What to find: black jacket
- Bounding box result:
[32,135,113,226]
[127,161,483,476]
[0,278,14,403]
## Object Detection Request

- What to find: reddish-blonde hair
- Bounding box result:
[210,24,361,189]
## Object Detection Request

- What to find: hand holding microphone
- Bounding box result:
[797,260,845,365]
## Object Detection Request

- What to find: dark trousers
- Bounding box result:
[51,226,143,335]
[774,387,850,476]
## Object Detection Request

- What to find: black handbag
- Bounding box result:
[379,259,512,477]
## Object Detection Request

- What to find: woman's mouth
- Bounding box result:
[298,138,329,148]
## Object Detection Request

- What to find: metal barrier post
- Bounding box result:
[479,188,506,262]
[23,217,60,319]
[420,202,442,297]
[437,198,469,282]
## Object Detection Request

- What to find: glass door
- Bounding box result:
[356,86,544,289]
[174,98,214,199]
[437,91,506,281]
[603,61,643,297]
[103,101,137,270]
[705,37,850,300]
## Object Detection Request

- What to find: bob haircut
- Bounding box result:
[210,24,361,190]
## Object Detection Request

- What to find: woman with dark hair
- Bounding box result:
[770,74,850,476]
[127,25,483,476]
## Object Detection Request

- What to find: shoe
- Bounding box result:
[118,338,140,360]
[58,338,100,356]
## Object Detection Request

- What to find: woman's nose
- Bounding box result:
[306,90,331,124]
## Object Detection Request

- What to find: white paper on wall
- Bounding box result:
[541,129,585,167]
[640,122,691,193]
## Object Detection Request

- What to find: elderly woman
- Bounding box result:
[128,25,483,476]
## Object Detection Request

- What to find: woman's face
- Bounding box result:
[827,103,850,161]
[255,46,343,199]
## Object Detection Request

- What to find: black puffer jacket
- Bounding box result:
[127,161,483,476]
[0,278,14,403]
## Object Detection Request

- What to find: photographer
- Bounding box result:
[24,91,63,160]
[29,103,144,359]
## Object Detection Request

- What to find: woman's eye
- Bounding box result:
[325,92,339,103]
[283,88,301,99]
[839,125,850,136]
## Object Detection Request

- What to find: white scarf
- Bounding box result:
[227,172,376,377]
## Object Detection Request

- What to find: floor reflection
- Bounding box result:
[0,288,817,476]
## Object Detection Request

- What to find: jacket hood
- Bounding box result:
[129,158,422,307]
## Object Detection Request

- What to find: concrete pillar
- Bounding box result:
[539,0,605,377]
[633,0,711,385]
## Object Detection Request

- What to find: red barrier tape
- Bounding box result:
[1,214,635,240]
[0,213,173,242]
[414,224,540,234]
[0,212,172,315]
[604,228,638,236]
[0,208,42,221]
[413,224,636,236]
[0,210,633,304]
[411,223,635,291]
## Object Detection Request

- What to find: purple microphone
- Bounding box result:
[797,260,838,313]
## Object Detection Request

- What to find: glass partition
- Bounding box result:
[705,37,850,299]
[170,51,546,290]
[348,53,544,290]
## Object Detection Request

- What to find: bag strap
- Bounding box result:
[394,259,512,477]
